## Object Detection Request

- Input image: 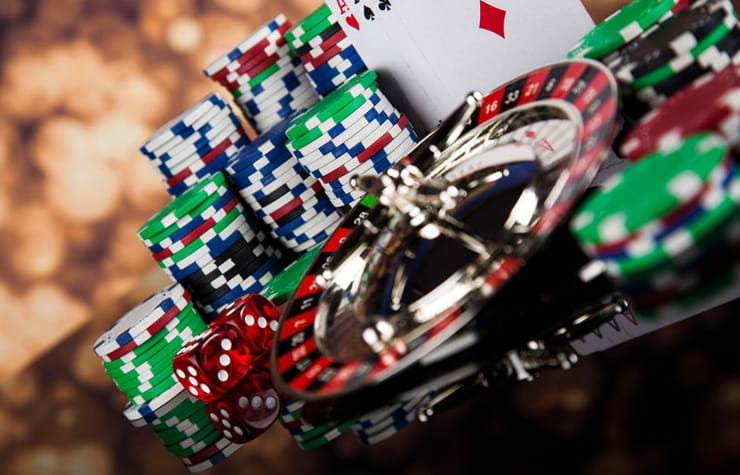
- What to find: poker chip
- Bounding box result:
[620,208,740,309]
[286,71,419,210]
[277,399,358,449]
[609,0,734,80]
[94,284,190,361]
[204,14,319,133]
[572,133,740,284]
[620,64,740,160]
[626,8,738,91]
[286,7,367,97]
[568,0,686,60]
[139,92,250,196]
[632,24,740,110]
[573,133,728,246]
[138,173,290,319]
[225,111,342,253]
[351,391,433,445]
[92,283,239,470]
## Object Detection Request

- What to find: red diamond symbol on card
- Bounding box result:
[479,1,507,39]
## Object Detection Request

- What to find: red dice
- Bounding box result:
[206,362,281,443]
[210,294,280,359]
[173,327,223,402]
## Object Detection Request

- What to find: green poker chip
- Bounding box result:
[609,171,740,280]
[297,418,358,449]
[294,16,335,47]
[631,13,736,90]
[290,88,381,150]
[148,397,208,432]
[262,245,320,304]
[164,423,222,458]
[138,172,230,241]
[103,302,201,372]
[286,70,379,141]
[568,0,682,59]
[152,206,245,266]
[124,373,182,405]
[140,185,232,246]
[571,133,727,246]
[286,4,332,44]
[154,409,214,446]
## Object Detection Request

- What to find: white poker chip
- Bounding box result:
[143,102,227,154]
[93,284,189,358]
[309,112,401,174]
[156,118,244,165]
[142,94,227,151]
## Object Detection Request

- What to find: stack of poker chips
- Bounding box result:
[619,64,740,160]
[137,172,290,320]
[140,92,250,197]
[350,391,434,446]
[570,0,740,120]
[93,284,239,472]
[286,4,367,97]
[225,110,342,254]
[571,133,740,314]
[278,399,358,449]
[203,14,319,134]
[286,71,419,213]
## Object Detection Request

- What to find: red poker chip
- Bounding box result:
[620,65,740,161]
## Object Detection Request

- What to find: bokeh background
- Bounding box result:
[0,0,738,473]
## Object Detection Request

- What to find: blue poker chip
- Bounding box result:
[308,46,364,78]
[310,58,367,96]
[251,180,309,206]
[226,110,304,166]
[157,132,251,180]
[321,155,396,192]
[227,146,293,176]
[144,112,243,163]
[143,194,233,249]
[319,99,382,144]
[152,115,244,163]
[281,227,331,246]
[174,231,271,283]
[242,84,309,115]
[228,159,303,191]
[252,101,312,125]
[272,197,336,238]
[251,70,304,97]
[322,111,400,160]
[272,208,327,238]
[289,95,385,160]
[140,93,227,153]
[166,227,266,281]
[159,135,251,185]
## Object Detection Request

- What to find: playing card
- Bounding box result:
[325,0,595,132]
